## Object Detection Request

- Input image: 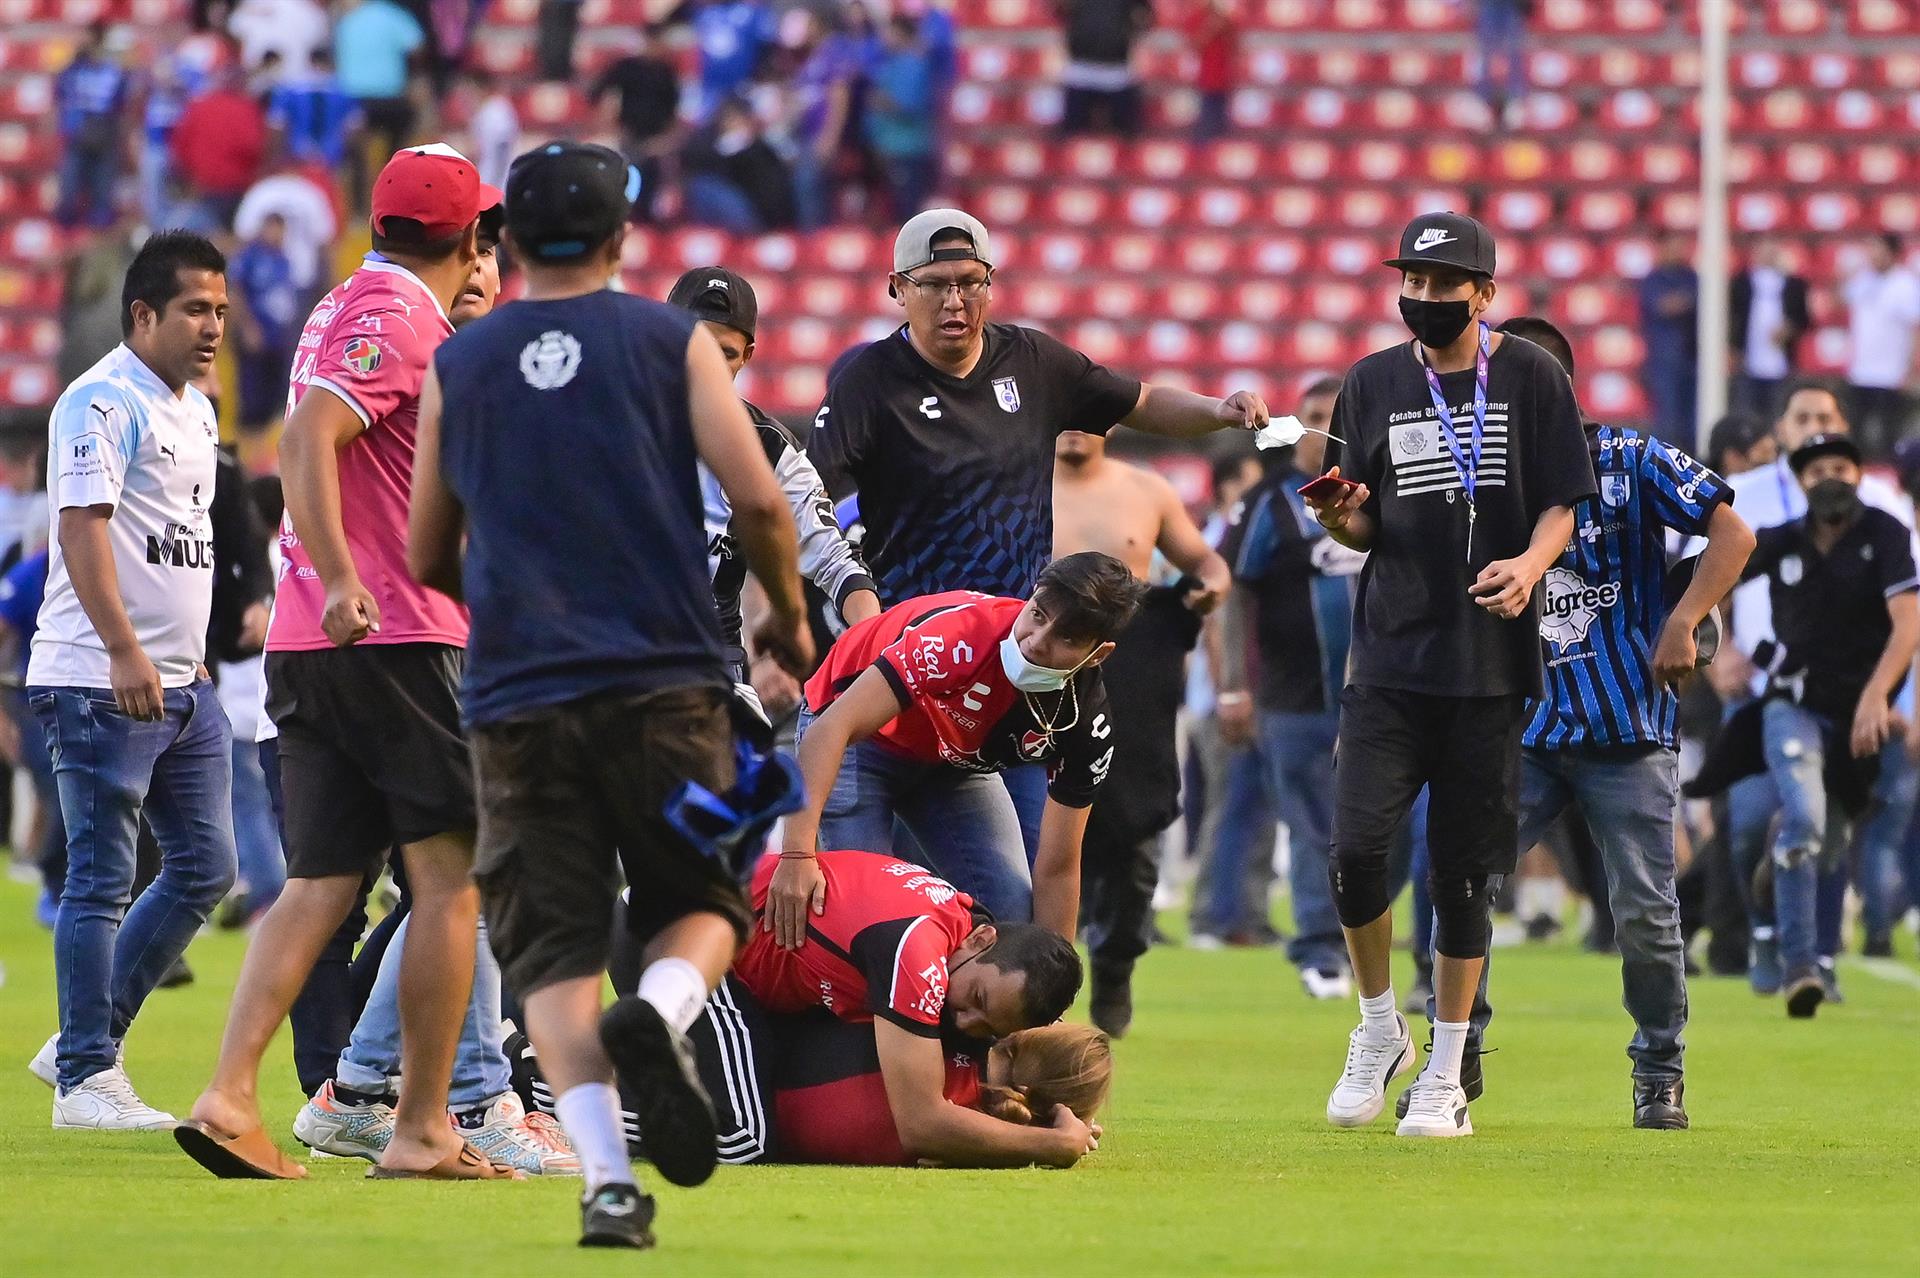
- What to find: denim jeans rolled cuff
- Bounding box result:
[34,680,237,1089]
[797,707,1033,922]
[1255,710,1346,972]
[1188,733,1275,937]
[1517,747,1687,1078]
[335,914,512,1108]
[1762,699,1828,973]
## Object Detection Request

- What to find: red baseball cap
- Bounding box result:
[371,143,504,240]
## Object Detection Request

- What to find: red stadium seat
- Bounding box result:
[1851,145,1912,187]
[1609,0,1670,35]
[1008,279,1072,323]
[775,367,827,417]
[806,230,886,274]
[1768,0,1828,37]
[799,277,857,320]
[1488,191,1552,234]
[1228,89,1285,132]
[1570,191,1636,234]
[1565,139,1626,185]
[1851,0,1920,36]
[1650,191,1700,231]
[1309,47,1378,87]
[1102,233,1167,275]
[1088,281,1147,321]
[1519,91,1578,133]
[1421,141,1481,184]
[1599,89,1662,133]
[1733,192,1792,234]
[1780,143,1838,187]
[1175,235,1236,276]
[1202,139,1266,183]
[1144,320,1201,365]
[1031,232,1092,276]
[746,234,798,275]
[1257,0,1322,30]
[1588,325,1644,372]
[1737,50,1790,91]
[1276,140,1336,183]
[1293,90,1349,134]
[1826,90,1886,133]
[1244,46,1291,87]
[1228,280,1296,324]
[1118,187,1179,230]
[1352,142,1410,183]
[1,362,55,407]
[1877,50,1920,90]
[1336,188,1400,232]
[1870,192,1920,235]
[1593,47,1652,88]
[1533,236,1599,281]
[1492,139,1551,185]
[1329,0,1388,31]
[1265,186,1325,230]
[1404,0,1467,30]
[1755,90,1814,134]
[1557,283,1631,329]
[1528,48,1578,90]
[1061,139,1121,181]
[1805,51,1861,90]
[1067,320,1125,366]
[1162,280,1223,323]
[990,138,1048,181]
[1363,91,1422,134]
[1802,193,1865,235]
[1726,142,1767,185]
[1633,142,1696,187]
[1191,186,1253,230]
[1248,234,1311,279]
[1582,372,1647,423]
[976,183,1032,227]
[1045,184,1111,228]
[1212,321,1275,368]
[1131,141,1194,183]
[1537,0,1601,35]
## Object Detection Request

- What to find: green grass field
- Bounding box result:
[2,877,1917,1277]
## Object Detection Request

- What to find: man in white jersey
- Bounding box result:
[24,231,238,1130]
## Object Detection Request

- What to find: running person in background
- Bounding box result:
[808,208,1267,855]
[1051,430,1228,1035]
[410,141,811,1250]
[1487,316,1755,1130]
[665,265,880,684]
[774,552,1146,937]
[177,145,509,1182]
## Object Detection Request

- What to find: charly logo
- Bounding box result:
[1539,566,1621,648]
[519,330,582,390]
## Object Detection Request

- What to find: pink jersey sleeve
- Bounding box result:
[305,296,438,431]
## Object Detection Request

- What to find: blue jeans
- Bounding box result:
[230,737,284,912]
[32,681,237,1089]
[1856,734,1919,940]
[683,174,764,235]
[798,708,1032,921]
[1475,0,1527,104]
[791,146,835,229]
[56,140,117,229]
[1761,699,1829,973]
[1189,723,1276,937]
[1254,710,1344,972]
[335,914,510,1108]
[1517,748,1687,1079]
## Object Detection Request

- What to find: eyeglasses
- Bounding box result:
[899,271,993,300]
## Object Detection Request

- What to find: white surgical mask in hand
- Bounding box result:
[1255,416,1343,452]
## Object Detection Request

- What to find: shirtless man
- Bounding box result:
[1053,430,1230,1034]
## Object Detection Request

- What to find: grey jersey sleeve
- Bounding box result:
[771,430,879,632]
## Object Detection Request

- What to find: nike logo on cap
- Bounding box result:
[1414,228,1457,252]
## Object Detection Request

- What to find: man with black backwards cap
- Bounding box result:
[177,144,517,1183]
[785,207,1267,927]
[1301,213,1595,1138]
[1730,433,1918,1018]
[666,266,880,696]
[409,142,810,1249]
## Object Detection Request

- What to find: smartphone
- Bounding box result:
[1298,471,1359,503]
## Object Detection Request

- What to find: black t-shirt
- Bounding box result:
[592,55,681,140]
[1062,0,1153,65]
[1743,507,1919,720]
[1325,334,1595,699]
[807,324,1141,601]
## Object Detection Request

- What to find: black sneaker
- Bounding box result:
[1089,969,1133,1039]
[599,997,719,1188]
[157,956,194,989]
[1632,1077,1688,1130]
[1783,966,1825,1018]
[579,1183,656,1250]
[1862,934,1894,959]
[1396,1038,1484,1119]
[1817,959,1844,1005]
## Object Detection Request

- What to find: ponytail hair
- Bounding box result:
[976,1023,1114,1126]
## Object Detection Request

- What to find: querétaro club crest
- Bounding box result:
[993,376,1021,413]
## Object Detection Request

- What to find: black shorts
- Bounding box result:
[265,643,475,881]
[472,683,753,998]
[1331,684,1526,878]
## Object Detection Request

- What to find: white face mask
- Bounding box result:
[999,634,1094,693]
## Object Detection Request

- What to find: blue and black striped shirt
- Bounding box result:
[1523,425,1730,751]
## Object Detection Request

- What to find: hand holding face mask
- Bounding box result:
[1256,415,1344,452]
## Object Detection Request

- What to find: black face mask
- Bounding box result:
[1400,296,1475,349]
[1807,477,1862,524]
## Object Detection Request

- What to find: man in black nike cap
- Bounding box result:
[667,265,879,700]
[1302,210,1594,1139]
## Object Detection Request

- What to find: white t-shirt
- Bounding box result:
[29,345,219,689]
[1845,266,1920,389]
[234,173,339,291]
[469,94,521,193]
[1743,267,1790,382]
[228,0,331,83]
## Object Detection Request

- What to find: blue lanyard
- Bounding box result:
[1420,323,1491,561]
[1419,321,1491,511]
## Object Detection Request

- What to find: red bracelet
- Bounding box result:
[778,850,817,860]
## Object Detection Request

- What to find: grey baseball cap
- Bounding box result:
[892,208,993,274]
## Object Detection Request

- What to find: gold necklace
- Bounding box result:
[1021,679,1080,747]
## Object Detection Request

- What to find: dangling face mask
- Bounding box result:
[1399,296,1476,349]
[999,634,1096,693]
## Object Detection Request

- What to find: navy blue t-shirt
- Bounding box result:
[432,290,728,725]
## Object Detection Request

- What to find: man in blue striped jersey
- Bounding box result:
[1498,317,1755,1130]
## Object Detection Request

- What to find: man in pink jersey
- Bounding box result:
[175,145,514,1181]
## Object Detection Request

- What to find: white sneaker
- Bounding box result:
[1187,932,1227,952]
[1396,1073,1474,1138]
[52,1066,176,1130]
[292,1079,396,1161]
[1326,1012,1417,1128]
[1301,968,1354,1001]
[28,1034,127,1088]
[28,1032,56,1088]
[456,1091,581,1176]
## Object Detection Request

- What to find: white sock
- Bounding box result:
[637,957,710,1036]
[1517,877,1565,922]
[554,1082,635,1194]
[1427,1020,1470,1086]
[1358,988,1398,1037]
